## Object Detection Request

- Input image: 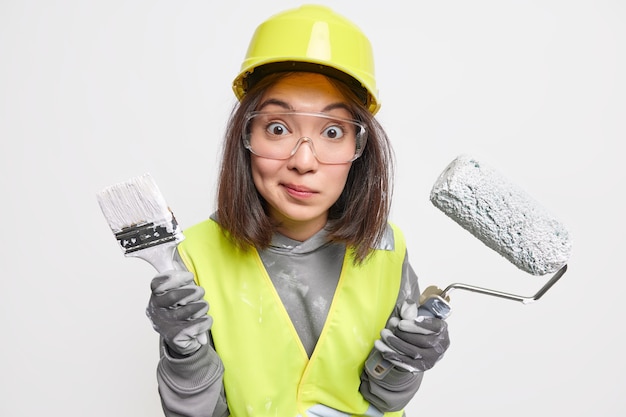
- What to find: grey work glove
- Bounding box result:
[374,300,450,373]
[146,270,213,356]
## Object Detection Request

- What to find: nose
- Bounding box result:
[287,137,319,172]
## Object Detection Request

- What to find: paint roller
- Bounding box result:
[419,154,572,319]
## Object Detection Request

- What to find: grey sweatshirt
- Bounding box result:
[156,223,423,416]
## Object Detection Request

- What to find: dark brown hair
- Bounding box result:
[216,71,394,263]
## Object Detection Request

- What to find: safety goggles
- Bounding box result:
[243,111,367,164]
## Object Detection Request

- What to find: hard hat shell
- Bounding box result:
[232,5,380,114]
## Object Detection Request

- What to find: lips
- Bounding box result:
[283,183,317,198]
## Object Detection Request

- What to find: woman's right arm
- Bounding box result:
[146,266,229,417]
[157,339,229,417]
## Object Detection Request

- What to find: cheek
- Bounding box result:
[250,157,279,191]
[250,161,264,194]
[327,165,352,193]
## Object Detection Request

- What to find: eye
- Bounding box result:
[322,125,345,140]
[266,122,290,136]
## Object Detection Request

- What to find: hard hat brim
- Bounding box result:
[233,60,378,114]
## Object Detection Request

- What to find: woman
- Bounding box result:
[146,5,450,417]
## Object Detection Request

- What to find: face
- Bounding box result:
[249,72,354,241]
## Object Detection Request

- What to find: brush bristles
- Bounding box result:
[97,173,169,232]
[97,173,184,253]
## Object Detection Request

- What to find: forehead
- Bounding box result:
[258,72,351,114]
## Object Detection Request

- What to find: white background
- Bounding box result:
[1,1,624,415]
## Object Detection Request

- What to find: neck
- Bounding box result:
[275,218,327,242]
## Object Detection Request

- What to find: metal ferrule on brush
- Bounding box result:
[115,216,181,254]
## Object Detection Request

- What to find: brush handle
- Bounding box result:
[126,241,182,273]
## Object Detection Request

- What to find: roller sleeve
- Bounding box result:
[430,155,572,276]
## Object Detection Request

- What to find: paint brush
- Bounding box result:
[96,173,184,273]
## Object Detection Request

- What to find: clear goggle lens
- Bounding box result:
[243,111,367,164]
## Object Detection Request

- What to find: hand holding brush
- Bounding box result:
[97,173,212,356]
[146,270,212,357]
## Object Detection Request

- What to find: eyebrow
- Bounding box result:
[257,98,352,114]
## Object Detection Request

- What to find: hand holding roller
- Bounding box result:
[368,155,571,378]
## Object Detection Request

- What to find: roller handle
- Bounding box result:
[418,295,451,319]
[418,285,451,319]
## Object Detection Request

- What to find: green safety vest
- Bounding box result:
[178,219,405,417]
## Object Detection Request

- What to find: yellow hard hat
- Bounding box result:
[232,5,380,114]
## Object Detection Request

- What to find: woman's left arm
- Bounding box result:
[359,251,450,412]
